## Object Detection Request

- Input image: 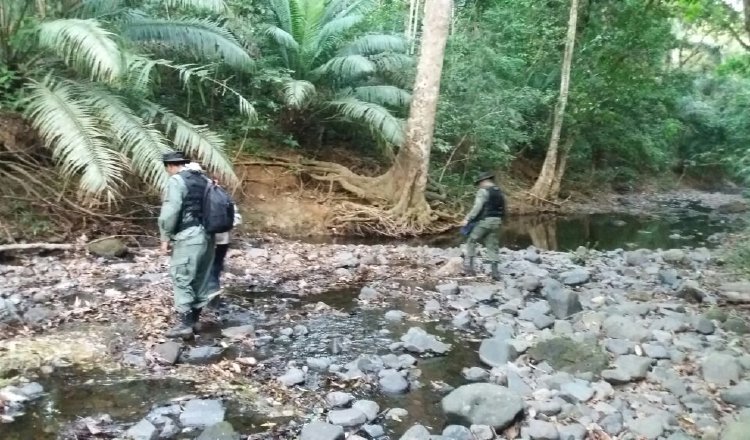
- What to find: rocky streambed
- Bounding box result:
[2,204,750,439]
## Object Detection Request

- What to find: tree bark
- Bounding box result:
[529,0,579,204]
[380,0,452,224]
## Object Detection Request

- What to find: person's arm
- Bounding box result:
[158,175,185,246]
[464,188,488,223]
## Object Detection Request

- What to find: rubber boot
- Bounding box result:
[191,308,203,333]
[490,263,500,281]
[165,311,194,339]
[463,257,476,276]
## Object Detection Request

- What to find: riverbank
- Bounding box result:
[3,210,750,439]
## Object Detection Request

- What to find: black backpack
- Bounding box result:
[201,180,235,234]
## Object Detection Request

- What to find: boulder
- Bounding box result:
[544,284,582,319]
[352,400,380,422]
[560,268,590,286]
[400,327,451,355]
[327,408,367,427]
[478,338,518,367]
[179,399,225,428]
[88,238,128,257]
[379,369,409,394]
[300,421,344,440]
[441,383,523,430]
[400,424,432,440]
[702,353,741,386]
[721,382,750,407]
[125,419,158,440]
[528,337,608,375]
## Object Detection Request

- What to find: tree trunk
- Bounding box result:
[529,0,579,204]
[381,0,452,225]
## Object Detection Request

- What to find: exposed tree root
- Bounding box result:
[238,156,459,236]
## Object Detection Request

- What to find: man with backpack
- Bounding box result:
[158,151,225,338]
[461,171,506,281]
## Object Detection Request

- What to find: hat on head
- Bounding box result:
[185,162,204,172]
[474,171,495,184]
[162,151,190,164]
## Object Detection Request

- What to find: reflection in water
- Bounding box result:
[299,210,745,251]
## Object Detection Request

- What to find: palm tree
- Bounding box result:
[0,0,253,201]
[262,0,413,147]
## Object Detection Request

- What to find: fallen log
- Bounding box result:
[0,243,74,252]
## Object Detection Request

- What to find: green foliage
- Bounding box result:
[0,0,251,200]
[253,0,413,148]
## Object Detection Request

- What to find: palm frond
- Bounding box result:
[314,55,375,80]
[164,0,228,13]
[282,79,316,108]
[322,0,373,23]
[25,78,123,199]
[371,52,413,72]
[38,19,124,83]
[71,0,125,19]
[121,18,253,70]
[340,34,407,56]
[313,14,362,59]
[349,85,411,107]
[264,25,300,51]
[82,85,171,189]
[329,97,404,146]
[269,0,294,34]
[141,102,238,187]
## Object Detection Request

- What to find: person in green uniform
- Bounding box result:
[461,171,506,280]
[158,152,216,339]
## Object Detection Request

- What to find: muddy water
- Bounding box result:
[300,209,745,251]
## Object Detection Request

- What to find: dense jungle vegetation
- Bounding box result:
[1,0,749,235]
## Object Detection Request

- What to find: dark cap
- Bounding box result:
[474,171,495,184]
[162,151,190,164]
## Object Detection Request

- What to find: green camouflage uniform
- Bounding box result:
[158,173,215,313]
[464,187,502,263]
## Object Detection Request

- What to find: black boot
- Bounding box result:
[490,263,500,281]
[463,257,476,276]
[165,311,194,339]
[191,308,203,332]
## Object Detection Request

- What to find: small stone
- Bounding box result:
[662,249,686,264]
[600,412,623,435]
[527,419,559,440]
[400,327,451,355]
[300,421,344,440]
[615,355,652,380]
[379,369,409,394]
[702,353,741,386]
[352,400,380,421]
[642,343,670,359]
[307,357,332,371]
[326,391,355,408]
[17,382,44,399]
[462,367,490,382]
[724,317,750,334]
[560,380,594,403]
[385,310,407,321]
[470,425,494,440]
[436,282,460,295]
[721,382,750,407]
[277,368,306,386]
[558,424,586,440]
[293,324,309,336]
[359,286,379,300]
[603,315,650,342]
[400,424,432,440]
[179,399,225,428]
[328,408,367,427]
[452,310,471,328]
[221,325,255,340]
[196,421,239,440]
[605,339,633,355]
[87,238,127,257]
[387,408,408,421]
[628,415,664,439]
[442,424,472,440]
[479,338,519,367]
[22,306,54,326]
[695,317,715,335]
[424,299,441,313]
[441,383,523,429]
[361,424,386,438]
[125,419,158,440]
[601,369,633,385]
[545,283,583,319]
[677,280,705,303]
[560,268,590,286]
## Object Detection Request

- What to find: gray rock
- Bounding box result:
[424,299,441,313]
[527,420,559,440]
[603,315,650,342]
[23,306,54,326]
[400,424,432,440]
[642,343,669,359]
[658,269,679,287]
[355,354,384,373]
[442,425,472,440]
[359,286,379,300]
[470,425,494,440]
[179,399,225,428]
[628,415,664,439]
[560,268,590,286]
[533,314,555,330]
[294,324,309,336]
[400,327,451,355]
[524,249,542,264]
[665,432,696,440]
[277,368,306,386]
[558,424,586,440]
[361,424,385,438]
[724,317,749,334]
[695,317,715,335]
[385,310,407,321]
[126,419,158,440]
[560,380,594,403]
[723,417,750,440]
[441,383,523,429]
[17,383,43,399]
[180,346,224,364]
[452,310,471,328]
[196,422,239,440]
[387,408,409,421]
[462,367,489,382]
[722,382,750,407]
[624,250,649,266]
[379,369,409,394]
[601,369,632,385]
[326,391,355,408]
[518,301,551,322]
[88,238,127,257]
[160,418,180,438]
[300,421,344,440]
[221,324,255,339]
[532,399,564,416]
[676,280,705,303]
[615,355,652,380]
[352,400,379,421]
[507,368,533,396]
[328,408,367,427]
[307,357,332,371]
[521,275,541,291]
[605,339,633,355]
[436,282,460,295]
[528,337,608,375]
[544,284,582,319]
[0,298,20,324]
[702,353,741,386]
[600,412,623,435]
[478,338,518,367]
[662,249,686,264]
